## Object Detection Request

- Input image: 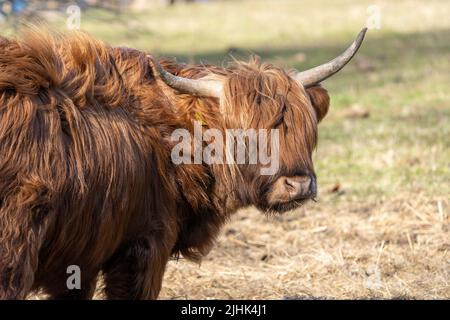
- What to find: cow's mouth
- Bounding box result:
[265,198,311,214]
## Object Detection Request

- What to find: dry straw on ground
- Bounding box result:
[159,194,448,299]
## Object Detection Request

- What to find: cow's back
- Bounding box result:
[0,31,178,295]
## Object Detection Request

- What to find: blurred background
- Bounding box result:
[6,0,449,299]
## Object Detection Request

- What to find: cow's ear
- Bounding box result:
[306,85,330,122]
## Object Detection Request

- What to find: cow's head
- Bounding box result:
[152,29,367,213]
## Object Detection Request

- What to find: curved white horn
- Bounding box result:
[294,28,368,87]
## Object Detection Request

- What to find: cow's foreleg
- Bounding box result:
[102,236,172,300]
[0,182,53,299]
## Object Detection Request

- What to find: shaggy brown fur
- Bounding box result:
[0,30,329,299]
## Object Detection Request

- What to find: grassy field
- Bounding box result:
[7,0,449,299]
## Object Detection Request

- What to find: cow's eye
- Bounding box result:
[272,103,287,128]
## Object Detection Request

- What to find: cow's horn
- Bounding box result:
[294,28,368,88]
[149,57,222,98]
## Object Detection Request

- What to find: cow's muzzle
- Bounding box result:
[267,174,317,206]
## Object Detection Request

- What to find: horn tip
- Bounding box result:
[354,27,368,50]
[359,27,369,40]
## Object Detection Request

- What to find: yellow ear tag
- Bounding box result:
[195,112,207,126]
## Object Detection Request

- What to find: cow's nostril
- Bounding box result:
[284,176,311,199]
[284,177,299,191]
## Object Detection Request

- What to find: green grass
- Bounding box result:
[3,0,449,200]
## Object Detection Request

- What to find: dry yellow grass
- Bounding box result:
[159,194,448,299]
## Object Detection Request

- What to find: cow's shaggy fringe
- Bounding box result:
[0,29,329,299]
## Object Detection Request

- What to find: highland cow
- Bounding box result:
[0,28,366,299]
